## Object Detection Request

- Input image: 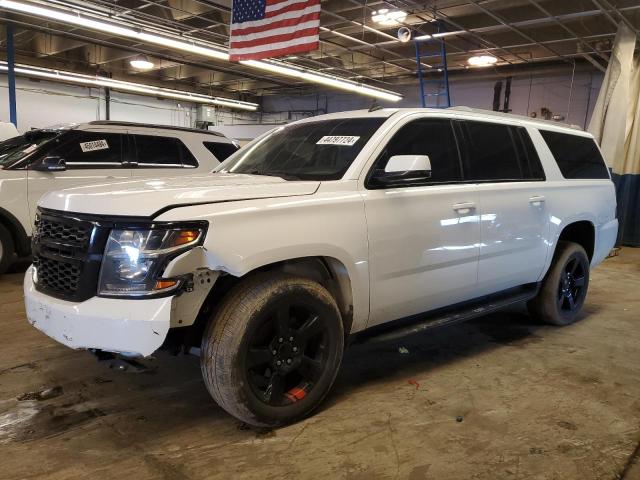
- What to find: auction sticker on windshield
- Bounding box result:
[316,136,360,146]
[80,139,109,153]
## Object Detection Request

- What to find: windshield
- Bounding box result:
[216,117,387,181]
[0,131,60,167]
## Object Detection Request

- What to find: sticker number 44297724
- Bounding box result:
[80,139,109,153]
[316,136,360,146]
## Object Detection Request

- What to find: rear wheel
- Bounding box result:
[528,241,590,326]
[201,274,344,427]
[0,224,15,275]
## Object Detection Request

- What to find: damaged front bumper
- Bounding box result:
[24,266,172,357]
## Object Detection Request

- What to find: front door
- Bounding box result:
[363,117,481,327]
[26,129,131,224]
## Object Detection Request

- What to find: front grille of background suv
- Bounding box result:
[32,209,111,302]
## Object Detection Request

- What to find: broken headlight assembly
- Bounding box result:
[98,223,207,298]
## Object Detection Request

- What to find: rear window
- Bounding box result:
[539,130,609,179]
[203,141,238,162]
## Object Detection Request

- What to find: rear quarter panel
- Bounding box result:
[527,127,617,277]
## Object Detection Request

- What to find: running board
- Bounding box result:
[352,284,539,345]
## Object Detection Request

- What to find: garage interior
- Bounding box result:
[1,0,640,479]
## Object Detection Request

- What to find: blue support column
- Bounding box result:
[6,23,17,127]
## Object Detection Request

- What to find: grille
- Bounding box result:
[32,209,104,302]
[34,216,91,248]
[33,256,81,297]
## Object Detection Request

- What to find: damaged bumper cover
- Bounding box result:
[24,266,172,357]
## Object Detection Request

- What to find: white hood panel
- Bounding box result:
[39,173,320,217]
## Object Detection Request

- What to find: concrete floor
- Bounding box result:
[1,250,639,480]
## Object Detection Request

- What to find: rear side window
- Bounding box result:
[47,131,124,169]
[369,118,462,187]
[203,141,239,162]
[132,135,198,168]
[539,130,609,179]
[462,121,524,181]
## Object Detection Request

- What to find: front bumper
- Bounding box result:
[24,266,172,357]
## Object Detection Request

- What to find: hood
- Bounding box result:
[39,173,320,217]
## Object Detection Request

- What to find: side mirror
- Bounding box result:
[370,154,432,187]
[384,154,432,176]
[31,156,66,172]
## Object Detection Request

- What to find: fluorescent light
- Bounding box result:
[468,55,498,67]
[0,61,259,111]
[0,0,229,60]
[371,9,407,26]
[130,54,154,70]
[0,0,402,102]
[240,60,403,102]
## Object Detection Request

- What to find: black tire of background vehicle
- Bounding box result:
[528,241,590,326]
[201,273,345,427]
[0,224,15,275]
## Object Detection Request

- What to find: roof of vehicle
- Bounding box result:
[296,106,587,136]
[86,121,227,138]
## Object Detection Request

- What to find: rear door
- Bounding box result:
[459,120,549,294]
[26,129,131,225]
[129,132,199,178]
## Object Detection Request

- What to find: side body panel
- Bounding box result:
[155,181,372,333]
[0,170,29,241]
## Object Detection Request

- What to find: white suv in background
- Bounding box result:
[0,121,238,272]
[24,107,618,427]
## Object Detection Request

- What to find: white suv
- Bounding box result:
[0,121,238,272]
[24,107,618,427]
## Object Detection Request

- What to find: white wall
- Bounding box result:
[261,68,604,130]
[1,67,604,134]
[0,76,196,133]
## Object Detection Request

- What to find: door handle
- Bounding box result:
[453,202,476,215]
[529,195,546,206]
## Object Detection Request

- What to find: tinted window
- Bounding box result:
[369,119,462,187]
[539,130,609,179]
[463,121,524,181]
[133,135,198,168]
[0,131,59,167]
[47,131,124,169]
[218,118,386,181]
[513,127,545,180]
[204,141,239,162]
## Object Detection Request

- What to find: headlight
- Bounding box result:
[98,224,206,298]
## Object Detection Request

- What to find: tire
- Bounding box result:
[528,241,590,326]
[201,273,344,427]
[0,224,15,275]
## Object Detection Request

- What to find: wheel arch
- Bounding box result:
[0,207,30,257]
[557,220,595,261]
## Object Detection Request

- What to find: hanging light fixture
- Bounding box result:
[371,8,408,26]
[130,54,154,70]
[467,55,498,67]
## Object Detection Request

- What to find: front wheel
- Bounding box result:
[201,274,344,427]
[528,241,590,326]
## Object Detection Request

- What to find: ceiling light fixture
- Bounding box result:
[0,61,259,111]
[467,55,498,67]
[371,8,407,26]
[130,54,155,70]
[0,0,403,102]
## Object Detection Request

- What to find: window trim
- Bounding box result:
[364,118,466,190]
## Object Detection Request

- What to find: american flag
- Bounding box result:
[229,0,321,62]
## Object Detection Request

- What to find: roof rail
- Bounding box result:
[447,106,583,131]
[87,121,225,137]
